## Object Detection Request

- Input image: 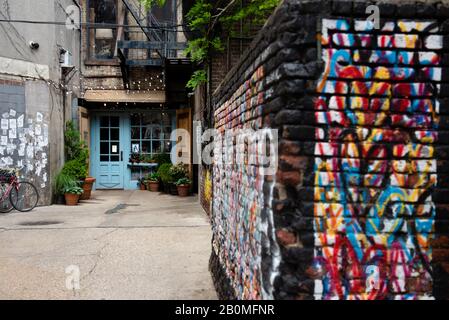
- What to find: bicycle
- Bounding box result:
[0,168,39,213]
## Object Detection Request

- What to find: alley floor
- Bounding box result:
[0,190,217,300]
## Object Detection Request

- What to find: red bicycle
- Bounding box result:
[0,168,39,213]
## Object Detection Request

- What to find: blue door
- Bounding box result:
[92,115,125,189]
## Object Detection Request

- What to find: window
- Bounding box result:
[130,112,174,180]
[88,0,118,60]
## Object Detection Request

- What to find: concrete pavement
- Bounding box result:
[0,190,217,300]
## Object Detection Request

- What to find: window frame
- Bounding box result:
[86,0,119,62]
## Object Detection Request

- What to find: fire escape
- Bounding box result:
[117,0,189,84]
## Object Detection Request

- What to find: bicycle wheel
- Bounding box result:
[10,181,39,212]
[0,182,13,213]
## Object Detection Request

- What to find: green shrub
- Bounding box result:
[55,172,78,195]
[65,121,89,163]
[146,172,160,182]
[157,163,173,184]
[175,178,191,186]
[61,159,88,181]
[63,185,84,195]
[169,163,188,182]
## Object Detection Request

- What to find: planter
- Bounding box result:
[169,183,178,195]
[80,177,96,200]
[55,194,65,205]
[147,181,160,192]
[65,193,80,206]
[162,182,171,193]
[139,183,146,191]
[177,185,190,197]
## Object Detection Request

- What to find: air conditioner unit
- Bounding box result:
[60,49,73,67]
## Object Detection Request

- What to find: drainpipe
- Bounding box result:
[70,0,82,128]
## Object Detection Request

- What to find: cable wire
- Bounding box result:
[0,19,190,32]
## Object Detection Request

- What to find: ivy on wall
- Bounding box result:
[185,0,280,90]
[139,0,280,90]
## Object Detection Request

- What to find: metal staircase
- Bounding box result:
[118,0,188,66]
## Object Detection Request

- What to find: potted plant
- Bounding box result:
[64,121,91,200]
[63,185,84,206]
[146,173,160,192]
[54,172,74,204]
[60,175,83,206]
[157,163,173,194]
[168,163,188,195]
[80,176,96,200]
[138,177,147,190]
[175,178,191,197]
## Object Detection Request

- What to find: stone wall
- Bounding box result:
[210,0,449,300]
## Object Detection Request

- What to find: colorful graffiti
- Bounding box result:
[212,66,279,299]
[313,19,441,300]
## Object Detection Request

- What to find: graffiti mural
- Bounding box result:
[212,66,279,299]
[313,19,441,300]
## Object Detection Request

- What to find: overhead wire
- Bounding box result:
[0,19,190,32]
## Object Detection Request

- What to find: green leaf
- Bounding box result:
[186,70,207,90]
[139,0,166,10]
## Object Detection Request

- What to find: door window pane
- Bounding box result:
[143,126,152,139]
[152,141,161,153]
[100,142,109,154]
[100,116,109,127]
[131,127,140,140]
[141,141,151,154]
[111,142,120,154]
[110,116,119,127]
[152,126,162,139]
[100,128,109,140]
[110,128,119,140]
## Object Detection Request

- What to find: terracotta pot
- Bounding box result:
[140,183,146,190]
[177,185,190,197]
[55,194,65,205]
[65,193,80,206]
[147,181,160,192]
[162,182,170,193]
[80,177,96,200]
[170,184,178,195]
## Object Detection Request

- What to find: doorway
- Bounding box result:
[92,114,125,189]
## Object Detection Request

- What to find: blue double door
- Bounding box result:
[91,114,127,189]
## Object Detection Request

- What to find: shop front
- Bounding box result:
[89,110,175,190]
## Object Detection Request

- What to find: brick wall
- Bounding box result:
[210,0,449,300]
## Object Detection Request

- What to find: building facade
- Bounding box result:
[79,0,193,191]
[0,0,81,205]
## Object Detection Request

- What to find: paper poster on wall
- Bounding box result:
[18,144,25,156]
[0,136,7,146]
[17,115,24,128]
[9,109,16,117]
[9,119,16,129]
[36,112,43,123]
[9,128,16,139]
[1,119,8,130]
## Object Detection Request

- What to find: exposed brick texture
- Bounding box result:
[209,0,449,300]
